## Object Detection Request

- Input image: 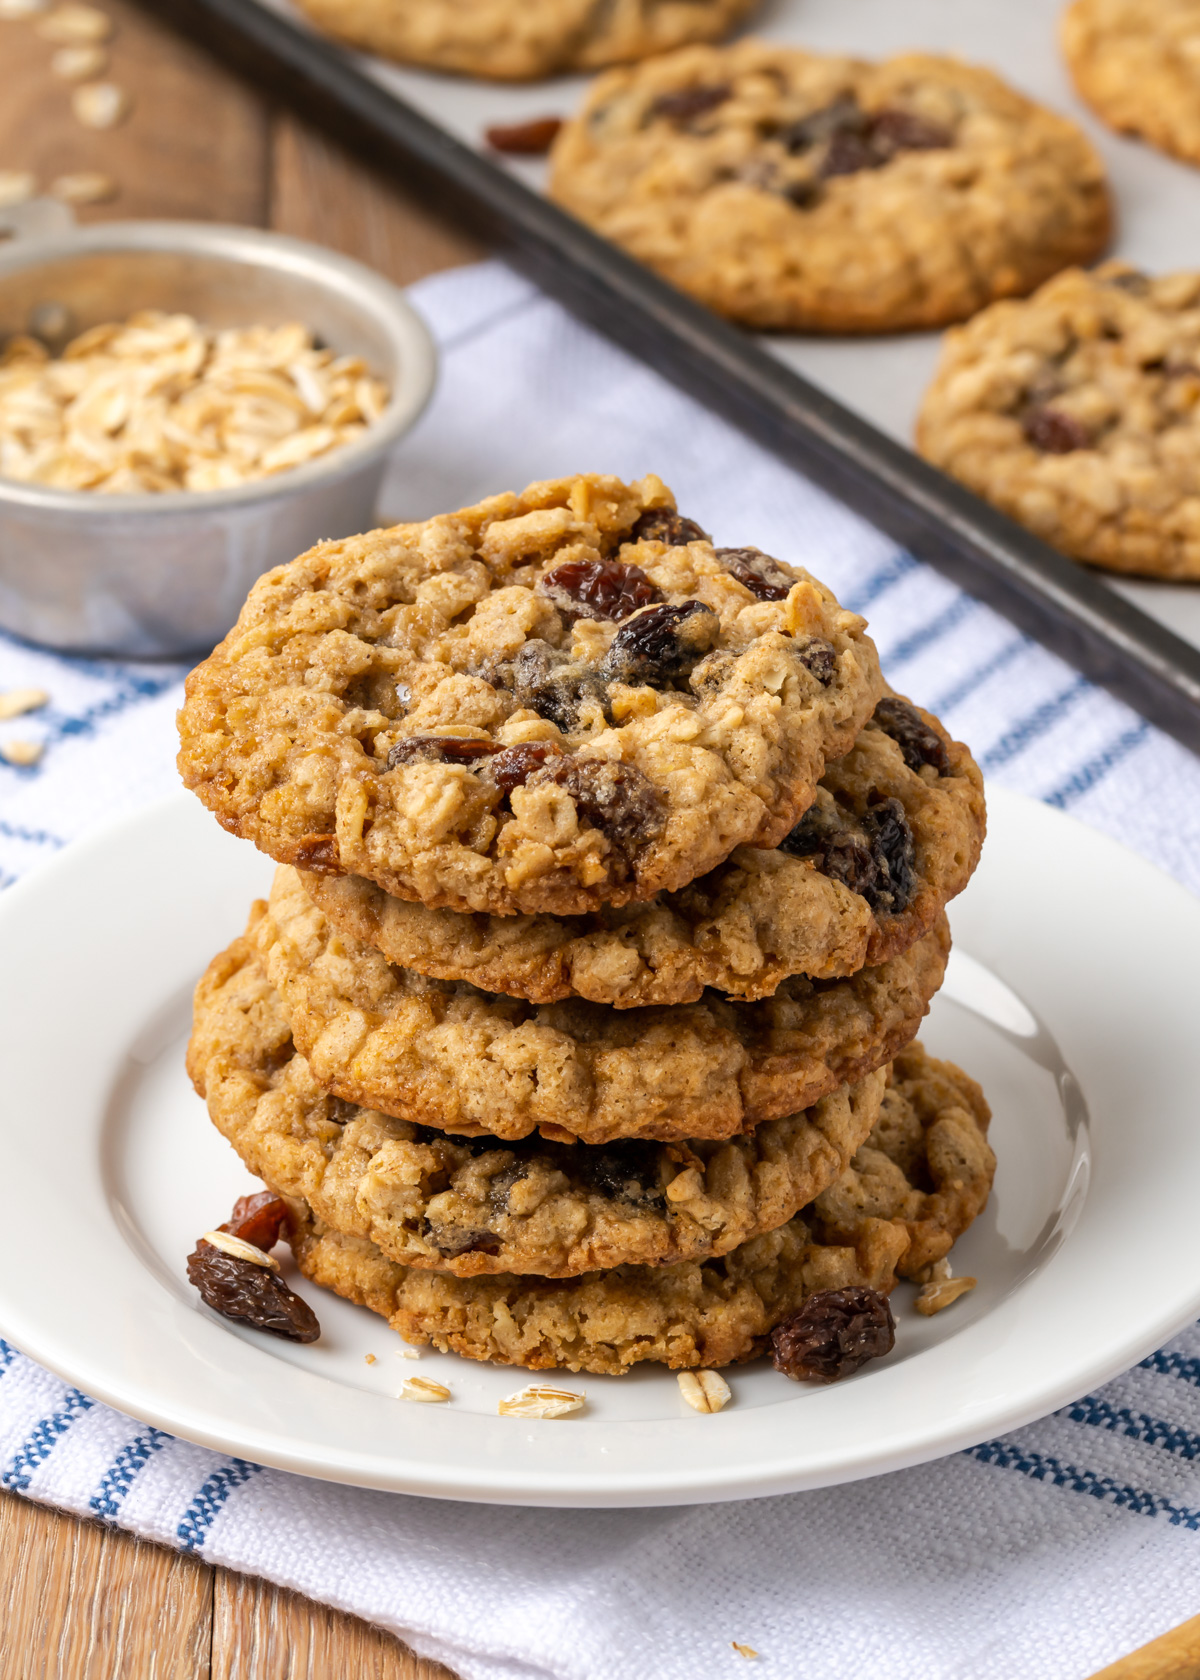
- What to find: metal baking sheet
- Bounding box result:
[149,0,1200,751]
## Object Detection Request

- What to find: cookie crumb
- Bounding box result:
[72,80,128,128]
[498,1385,585,1418]
[732,1643,759,1659]
[397,1347,420,1359]
[364,1353,377,1365]
[678,1370,731,1413]
[400,1376,450,1403]
[915,1275,976,1316]
[0,740,43,767]
[0,170,36,207]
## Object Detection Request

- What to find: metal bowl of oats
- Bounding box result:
[0,212,437,657]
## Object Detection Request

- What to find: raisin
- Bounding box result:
[862,796,916,914]
[778,804,879,903]
[539,558,664,623]
[186,1241,320,1343]
[220,1192,288,1253]
[715,545,795,601]
[822,128,883,178]
[869,108,952,154]
[600,601,719,687]
[329,1097,359,1124]
[577,1142,664,1208]
[782,179,820,209]
[1022,406,1091,454]
[628,508,710,546]
[1103,269,1151,294]
[485,116,562,154]
[499,640,611,730]
[782,95,865,152]
[794,636,837,687]
[423,1221,502,1258]
[770,1286,895,1383]
[487,1160,530,1211]
[650,84,731,124]
[489,741,566,794]
[387,736,498,770]
[873,696,949,774]
[291,834,339,873]
[537,756,665,862]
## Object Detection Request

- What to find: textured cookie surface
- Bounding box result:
[253,869,949,1143]
[1063,0,1200,167]
[305,695,983,1004]
[549,44,1110,332]
[188,940,887,1277]
[178,474,882,916]
[917,263,1200,579]
[281,1042,994,1374]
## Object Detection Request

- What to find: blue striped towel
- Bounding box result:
[3,260,1200,1680]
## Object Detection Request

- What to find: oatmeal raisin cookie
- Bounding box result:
[1063,0,1200,168]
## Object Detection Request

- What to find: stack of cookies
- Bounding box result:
[180,472,994,1384]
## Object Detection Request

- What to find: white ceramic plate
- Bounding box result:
[0,789,1198,1507]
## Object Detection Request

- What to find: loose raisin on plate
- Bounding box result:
[628,508,710,547]
[601,601,719,687]
[872,696,949,774]
[485,116,562,154]
[221,1191,289,1253]
[489,740,566,795]
[715,545,795,601]
[770,1286,895,1383]
[387,735,498,770]
[649,84,731,124]
[1022,406,1091,454]
[539,558,664,623]
[863,795,916,914]
[187,1241,320,1343]
[538,756,665,861]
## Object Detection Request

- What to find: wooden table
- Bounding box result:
[0,3,477,1671]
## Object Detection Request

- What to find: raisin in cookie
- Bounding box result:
[251,869,950,1144]
[279,1042,993,1374]
[188,937,887,1277]
[1063,0,1200,168]
[293,0,758,82]
[177,474,883,917]
[302,695,984,1005]
[917,263,1200,579]
[548,43,1110,333]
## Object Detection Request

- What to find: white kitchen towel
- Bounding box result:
[3,259,1200,1680]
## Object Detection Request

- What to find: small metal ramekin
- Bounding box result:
[0,208,438,658]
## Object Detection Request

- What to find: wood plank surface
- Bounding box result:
[0,0,474,1672]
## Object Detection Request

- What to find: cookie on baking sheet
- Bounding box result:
[293,0,758,82]
[248,869,949,1144]
[548,43,1110,333]
[279,1042,993,1374]
[303,694,984,1005]
[916,263,1200,580]
[177,474,883,917]
[188,939,888,1276]
[1062,0,1200,168]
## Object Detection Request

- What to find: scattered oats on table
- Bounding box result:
[37,2,111,42]
[498,1386,585,1418]
[0,171,36,208]
[72,81,130,129]
[50,171,117,206]
[0,740,44,766]
[51,41,106,77]
[0,0,47,15]
[400,1376,451,1403]
[0,687,48,720]
[0,310,389,493]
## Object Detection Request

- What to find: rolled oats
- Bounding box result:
[51,41,106,77]
[732,1644,759,1660]
[37,2,110,41]
[0,687,48,720]
[72,81,129,128]
[0,310,389,493]
[50,171,117,206]
[400,1376,451,1403]
[677,1370,731,1412]
[201,1229,279,1269]
[498,1385,585,1418]
[0,739,43,766]
[914,1274,976,1316]
[0,171,36,208]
